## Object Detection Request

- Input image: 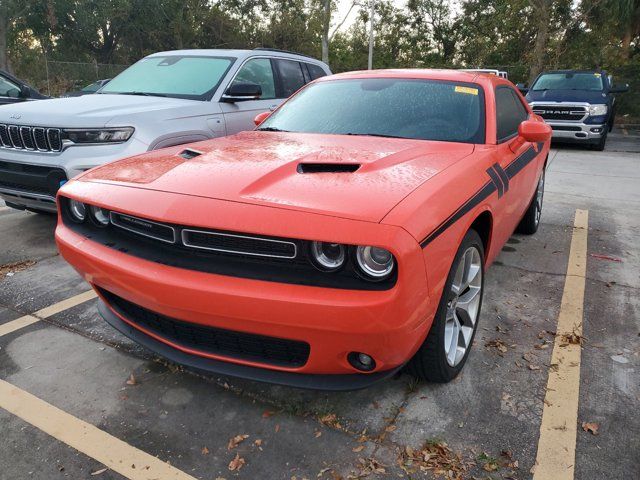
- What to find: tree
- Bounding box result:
[0,0,29,72]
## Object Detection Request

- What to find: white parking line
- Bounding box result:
[0,379,197,480]
[0,290,97,337]
[532,209,588,480]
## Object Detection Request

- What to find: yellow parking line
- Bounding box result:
[0,379,197,480]
[533,209,588,480]
[0,290,97,337]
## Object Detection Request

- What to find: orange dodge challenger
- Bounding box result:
[56,70,551,390]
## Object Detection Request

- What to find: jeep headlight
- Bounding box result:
[64,127,134,144]
[588,105,607,116]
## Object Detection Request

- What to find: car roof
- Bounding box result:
[145,49,327,66]
[317,68,507,88]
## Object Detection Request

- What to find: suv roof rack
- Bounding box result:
[253,47,318,61]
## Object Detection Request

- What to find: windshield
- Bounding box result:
[532,73,604,92]
[82,81,102,93]
[259,78,485,143]
[100,55,235,100]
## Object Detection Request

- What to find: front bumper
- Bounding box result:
[546,122,606,142]
[55,185,434,389]
[0,139,147,210]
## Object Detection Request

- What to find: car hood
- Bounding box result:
[526,89,609,104]
[0,94,213,128]
[81,131,475,222]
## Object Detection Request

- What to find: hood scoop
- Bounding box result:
[297,163,361,174]
[179,148,203,160]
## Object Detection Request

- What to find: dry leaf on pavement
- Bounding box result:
[582,422,599,435]
[227,434,249,450]
[125,374,137,385]
[228,453,246,471]
[201,446,209,455]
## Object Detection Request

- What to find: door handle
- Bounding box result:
[269,104,278,111]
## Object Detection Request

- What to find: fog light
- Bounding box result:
[348,352,376,372]
[68,200,86,222]
[590,127,602,133]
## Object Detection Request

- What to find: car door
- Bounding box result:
[490,86,533,247]
[0,74,25,106]
[219,57,281,135]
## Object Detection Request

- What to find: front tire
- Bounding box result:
[516,170,544,235]
[590,132,607,151]
[407,229,484,382]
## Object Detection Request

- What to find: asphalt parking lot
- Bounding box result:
[1,129,638,480]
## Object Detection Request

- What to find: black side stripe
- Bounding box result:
[493,163,510,191]
[420,143,543,248]
[486,166,504,198]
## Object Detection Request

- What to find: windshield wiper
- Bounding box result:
[345,132,406,139]
[256,127,289,132]
[115,91,167,97]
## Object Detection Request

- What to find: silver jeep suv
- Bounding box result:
[0,48,330,212]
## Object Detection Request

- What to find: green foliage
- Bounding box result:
[2,0,638,117]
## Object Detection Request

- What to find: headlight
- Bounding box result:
[68,200,87,222]
[356,246,394,280]
[64,127,134,144]
[310,241,346,271]
[588,104,607,116]
[90,205,110,226]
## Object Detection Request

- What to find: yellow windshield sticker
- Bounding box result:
[594,73,601,77]
[455,86,478,95]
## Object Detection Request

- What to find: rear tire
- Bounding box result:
[516,170,544,235]
[407,229,484,382]
[590,132,607,151]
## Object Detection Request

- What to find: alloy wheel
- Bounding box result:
[444,247,483,367]
[534,172,545,226]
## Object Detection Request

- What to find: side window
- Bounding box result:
[495,87,528,142]
[231,58,276,100]
[306,63,328,81]
[0,76,21,98]
[274,59,306,98]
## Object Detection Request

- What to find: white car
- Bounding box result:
[0,48,330,213]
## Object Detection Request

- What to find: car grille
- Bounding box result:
[0,124,63,152]
[0,161,67,197]
[100,288,311,368]
[531,105,587,122]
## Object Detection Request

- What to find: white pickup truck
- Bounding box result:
[0,48,330,212]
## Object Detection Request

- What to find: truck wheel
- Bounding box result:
[406,229,484,383]
[591,132,607,151]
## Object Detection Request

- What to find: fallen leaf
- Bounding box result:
[582,422,599,435]
[254,439,263,447]
[201,446,209,455]
[227,434,249,450]
[275,424,280,433]
[125,374,137,386]
[228,453,245,471]
[352,445,365,452]
[528,364,541,371]
[314,431,322,438]
[90,468,108,476]
[262,410,275,418]
[384,425,397,432]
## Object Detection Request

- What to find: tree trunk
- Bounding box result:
[529,0,550,84]
[621,28,632,59]
[0,8,9,72]
[321,0,331,65]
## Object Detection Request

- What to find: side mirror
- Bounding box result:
[221,82,262,103]
[510,120,551,152]
[254,111,270,126]
[610,83,629,94]
[515,83,529,95]
[19,85,31,99]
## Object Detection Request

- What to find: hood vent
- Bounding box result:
[297,163,360,174]
[179,148,203,160]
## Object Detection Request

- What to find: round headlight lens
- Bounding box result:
[90,205,110,226]
[68,200,86,222]
[310,241,346,271]
[356,246,394,279]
